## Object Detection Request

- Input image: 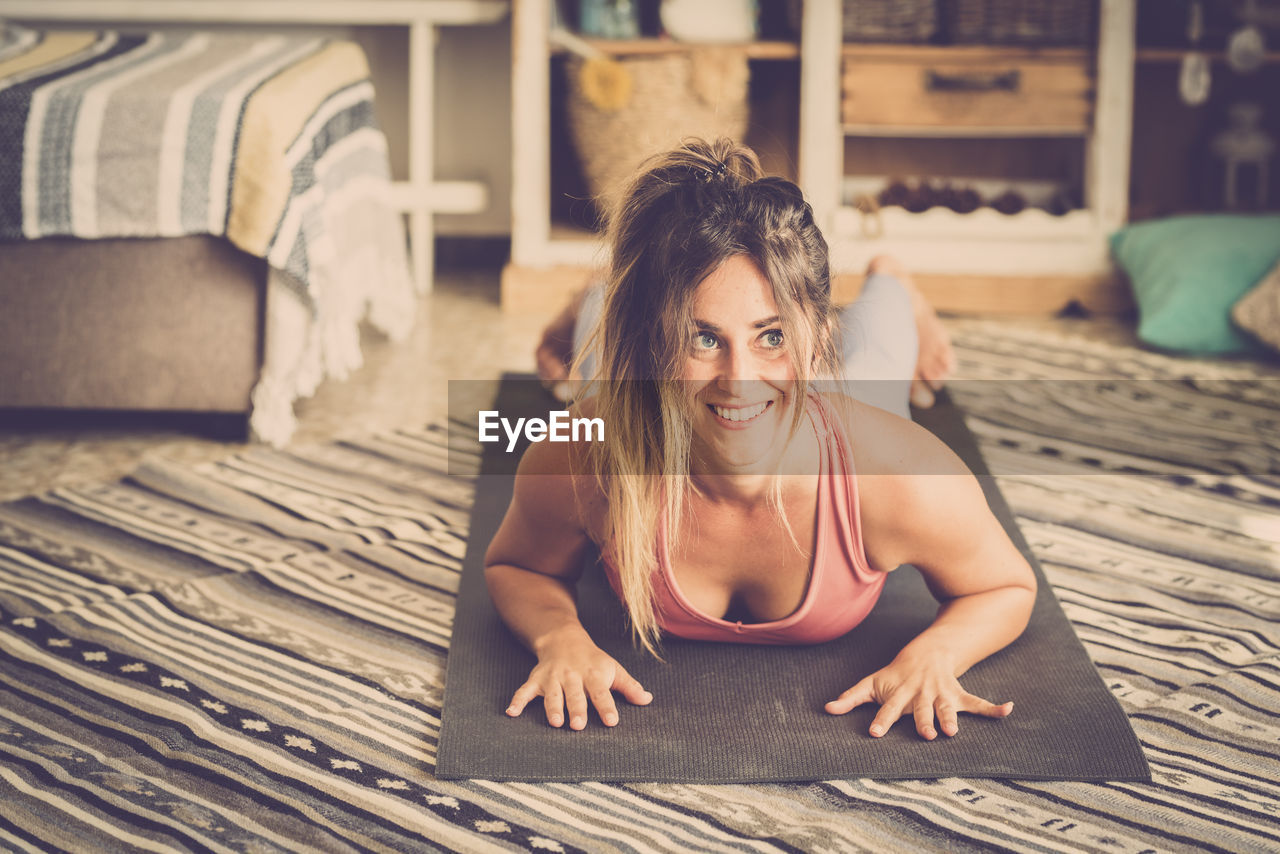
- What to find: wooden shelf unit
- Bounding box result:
[507,0,1138,319]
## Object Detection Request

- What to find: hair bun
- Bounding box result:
[687,160,728,183]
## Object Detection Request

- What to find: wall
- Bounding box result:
[355,21,513,237]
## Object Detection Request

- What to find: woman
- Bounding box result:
[485,139,1036,741]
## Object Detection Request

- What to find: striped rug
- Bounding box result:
[1,321,1278,852]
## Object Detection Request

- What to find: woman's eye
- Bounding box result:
[762,330,784,348]
[695,332,718,350]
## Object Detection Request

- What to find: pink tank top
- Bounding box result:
[600,394,885,645]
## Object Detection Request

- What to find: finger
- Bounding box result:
[935,700,959,737]
[869,697,908,738]
[825,678,874,715]
[913,701,937,741]
[563,676,589,731]
[611,665,653,707]
[585,679,621,728]
[506,681,542,717]
[961,693,1014,719]
[542,681,565,728]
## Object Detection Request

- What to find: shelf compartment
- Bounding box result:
[1134,48,1280,65]
[833,204,1097,240]
[549,39,800,60]
[841,45,1093,134]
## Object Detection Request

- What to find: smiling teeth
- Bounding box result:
[711,402,769,422]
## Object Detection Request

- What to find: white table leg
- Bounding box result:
[409,18,437,293]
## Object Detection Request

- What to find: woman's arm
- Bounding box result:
[827,407,1037,739]
[484,460,591,653]
[864,255,957,409]
[484,438,652,730]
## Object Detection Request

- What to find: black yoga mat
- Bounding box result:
[436,376,1151,783]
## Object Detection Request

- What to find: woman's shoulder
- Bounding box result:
[511,395,608,528]
[817,390,983,572]
[815,389,967,479]
[512,395,603,472]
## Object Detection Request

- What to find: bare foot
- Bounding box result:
[535,329,572,385]
[535,285,593,403]
[866,255,957,409]
[535,330,576,404]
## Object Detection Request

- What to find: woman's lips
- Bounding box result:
[706,400,773,429]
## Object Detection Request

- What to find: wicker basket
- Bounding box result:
[945,0,1094,46]
[789,0,939,43]
[565,50,750,211]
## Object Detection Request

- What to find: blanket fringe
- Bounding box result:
[249,233,417,447]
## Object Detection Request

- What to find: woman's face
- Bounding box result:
[682,254,799,473]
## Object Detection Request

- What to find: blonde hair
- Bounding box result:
[574,138,839,655]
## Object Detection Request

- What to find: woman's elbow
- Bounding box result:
[483,560,515,587]
[483,559,516,598]
[1011,566,1038,628]
[1019,562,1038,599]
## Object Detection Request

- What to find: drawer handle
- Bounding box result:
[924,69,1021,93]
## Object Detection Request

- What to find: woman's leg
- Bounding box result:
[570,278,606,383]
[536,277,603,401]
[834,270,918,420]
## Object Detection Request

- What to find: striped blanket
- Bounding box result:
[0,24,415,444]
[1,321,1278,852]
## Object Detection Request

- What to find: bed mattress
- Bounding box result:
[0,236,263,412]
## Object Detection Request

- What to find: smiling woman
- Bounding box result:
[484,138,1037,742]
[686,256,797,471]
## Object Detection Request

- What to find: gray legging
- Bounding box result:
[572,272,918,419]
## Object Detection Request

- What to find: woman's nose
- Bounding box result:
[716,346,756,395]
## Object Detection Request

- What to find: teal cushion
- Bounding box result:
[1110,214,1280,354]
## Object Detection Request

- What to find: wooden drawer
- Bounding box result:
[841,46,1093,135]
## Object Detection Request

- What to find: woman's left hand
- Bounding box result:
[823,646,1012,739]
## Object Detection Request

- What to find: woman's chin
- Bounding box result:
[694,419,789,471]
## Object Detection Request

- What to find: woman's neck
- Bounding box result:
[689,414,819,506]
[690,470,776,505]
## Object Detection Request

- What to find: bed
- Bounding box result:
[0,23,414,444]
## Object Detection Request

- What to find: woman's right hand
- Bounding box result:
[505,625,653,729]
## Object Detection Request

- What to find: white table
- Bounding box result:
[0,0,510,292]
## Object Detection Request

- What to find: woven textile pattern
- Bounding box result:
[1,322,1279,852]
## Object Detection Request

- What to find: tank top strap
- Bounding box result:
[806,392,855,478]
[808,393,876,578]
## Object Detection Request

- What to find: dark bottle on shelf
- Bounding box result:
[942,184,982,214]
[990,189,1027,215]
[878,180,912,209]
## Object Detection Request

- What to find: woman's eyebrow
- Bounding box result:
[692,316,781,331]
